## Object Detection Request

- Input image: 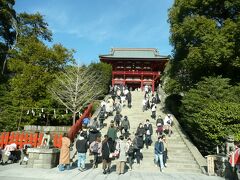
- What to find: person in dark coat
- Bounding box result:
[76,133,88,171]
[120,116,130,139]
[114,112,122,128]
[144,119,153,149]
[156,92,161,104]
[101,135,114,174]
[132,133,143,165]
[136,123,145,136]
[88,128,101,145]
[98,109,105,129]
[126,138,134,171]
[126,91,132,108]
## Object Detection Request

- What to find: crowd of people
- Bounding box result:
[58,84,175,174]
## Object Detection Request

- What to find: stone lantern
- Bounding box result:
[226,135,235,155]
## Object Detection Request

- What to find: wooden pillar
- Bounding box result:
[141,80,143,91]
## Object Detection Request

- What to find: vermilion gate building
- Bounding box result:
[100,48,169,92]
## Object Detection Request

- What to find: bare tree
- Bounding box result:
[49,65,103,125]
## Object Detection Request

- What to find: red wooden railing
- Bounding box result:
[68,103,93,142]
[112,70,160,76]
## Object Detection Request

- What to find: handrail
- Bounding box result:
[67,103,93,142]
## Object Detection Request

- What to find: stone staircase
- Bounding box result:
[99,90,203,174]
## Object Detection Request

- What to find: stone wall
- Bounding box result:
[24,125,70,134]
[27,148,60,169]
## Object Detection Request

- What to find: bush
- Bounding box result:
[181,77,240,155]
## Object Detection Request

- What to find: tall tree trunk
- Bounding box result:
[73,111,76,125]
[1,59,7,75]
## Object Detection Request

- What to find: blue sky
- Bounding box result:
[15,0,174,64]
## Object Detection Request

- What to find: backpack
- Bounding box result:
[83,118,90,125]
[137,137,144,149]
[92,142,99,153]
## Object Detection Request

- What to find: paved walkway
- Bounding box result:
[0,163,223,180]
[0,90,224,180]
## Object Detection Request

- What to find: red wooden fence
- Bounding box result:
[0,103,93,149]
[0,132,62,149]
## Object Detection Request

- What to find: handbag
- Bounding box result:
[109,153,113,158]
[113,150,119,157]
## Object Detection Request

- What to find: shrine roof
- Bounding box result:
[99,48,169,59]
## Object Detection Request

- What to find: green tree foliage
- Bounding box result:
[0,0,17,75]
[165,0,240,155]
[0,12,74,131]
[17,12,52,41]
[88,62,112,95]
[167,0,240,92]
[181,77,240,155]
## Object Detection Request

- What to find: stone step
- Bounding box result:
[94,91,202,174]
[135,165,201,172]
[167,159,198,164]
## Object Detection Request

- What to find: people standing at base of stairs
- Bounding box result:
[101,135,115,174]
[76,133,88,171]
[116,135,128,175]
[144,119,153,149]
[154,136,164,171]
[120,116,130,139]
[162,135,168,167]
[58,133,71,171]
[107,121,118,144]
[89,136,102,168]
[126,138,134,171]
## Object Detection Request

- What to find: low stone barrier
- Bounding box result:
[24,125,70,133]
[27,148,60,169]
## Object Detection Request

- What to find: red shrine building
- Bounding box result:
[99,48,169,92]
